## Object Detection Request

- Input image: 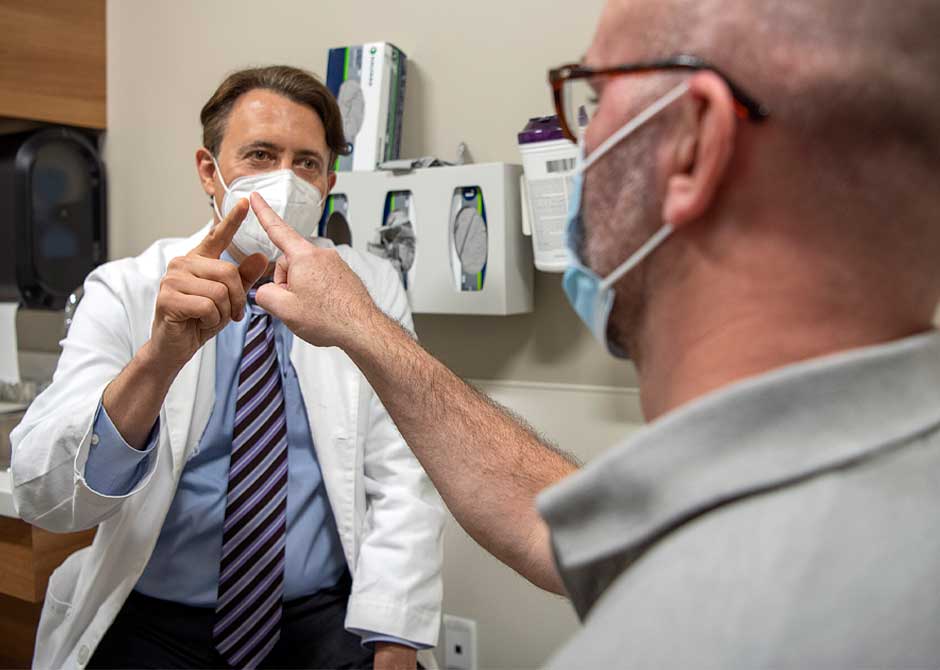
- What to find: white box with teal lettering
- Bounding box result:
[326,43,407,171]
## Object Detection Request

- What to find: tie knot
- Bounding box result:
[247,289,270,321]
[247,286,275,321]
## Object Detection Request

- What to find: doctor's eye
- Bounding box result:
[297,158,320,172]
[247,150,274,163]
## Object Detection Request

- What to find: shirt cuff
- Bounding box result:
[83,402,158,496]
[350,629,429,651]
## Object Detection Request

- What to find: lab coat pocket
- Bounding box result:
[43,547,86,618]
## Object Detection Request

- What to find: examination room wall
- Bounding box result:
[106,1,640,667]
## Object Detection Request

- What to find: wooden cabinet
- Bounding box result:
[0,517,95,667]
[0,0,106,129]
[0,516,95,603]
[0,594,42,668]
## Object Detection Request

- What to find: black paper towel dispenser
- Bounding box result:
[0,127,107,309]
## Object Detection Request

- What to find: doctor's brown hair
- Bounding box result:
[200,65,349,171]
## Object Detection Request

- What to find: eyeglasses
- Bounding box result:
[548,54,770,142]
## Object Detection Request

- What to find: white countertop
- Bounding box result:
[0,469,16,518]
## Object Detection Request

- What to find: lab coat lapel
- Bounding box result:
[290,339,359,561]
[162,338,216,473]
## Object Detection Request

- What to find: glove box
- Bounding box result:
[321,162,533,315]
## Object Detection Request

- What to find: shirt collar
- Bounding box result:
[537,331,940,619]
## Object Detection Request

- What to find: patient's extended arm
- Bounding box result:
[253,192,576,595]
[350,308,576,595]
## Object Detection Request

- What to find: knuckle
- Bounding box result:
[223,264,240,285]
[209,283,228,303]
[159,276,178,294]
[199,298,217,318]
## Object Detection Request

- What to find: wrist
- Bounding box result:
[136,340,185,382]
[339,302,389,352]
[342,307,401,364]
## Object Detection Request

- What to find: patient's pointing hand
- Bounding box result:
[250,192,380,349]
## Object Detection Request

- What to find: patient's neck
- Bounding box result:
[633,266,931,423]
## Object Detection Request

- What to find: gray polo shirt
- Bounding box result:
[538,331,940,668]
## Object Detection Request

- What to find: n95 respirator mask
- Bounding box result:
[210,156,324,260]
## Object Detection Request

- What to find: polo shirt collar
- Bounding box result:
[537,331,940,619]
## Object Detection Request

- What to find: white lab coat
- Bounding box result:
[10,227,445,670]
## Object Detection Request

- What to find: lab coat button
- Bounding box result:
[77,645,90,666]
[90,434,100,446]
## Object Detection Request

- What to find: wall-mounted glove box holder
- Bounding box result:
[322,162,534,315]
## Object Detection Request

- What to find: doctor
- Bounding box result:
[249,0,940,667]
[11,65,443,670]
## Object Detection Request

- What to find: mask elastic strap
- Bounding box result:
[209,154,231,222]
[600,223,675,290]
[582,82,691,173]
[209,154,232,192]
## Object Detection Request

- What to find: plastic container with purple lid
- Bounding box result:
[517,115,567,145]
[516,115,578,273]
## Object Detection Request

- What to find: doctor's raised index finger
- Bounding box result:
[250,191,306,254]
[193,197,248,258]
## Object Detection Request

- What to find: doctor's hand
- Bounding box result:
[250,192,382,349]
[150,199,268,369]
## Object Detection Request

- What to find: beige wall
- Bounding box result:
[105,0,638,388]
[107,1,645,667]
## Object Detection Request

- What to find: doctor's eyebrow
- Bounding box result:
[237,140,282,155]
[237,141,324,168]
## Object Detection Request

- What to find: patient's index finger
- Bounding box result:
[251,192,306,255]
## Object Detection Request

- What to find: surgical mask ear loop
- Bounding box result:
[598,223,675,291]
[580,83,689,289]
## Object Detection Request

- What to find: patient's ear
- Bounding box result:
[662,71,737,230]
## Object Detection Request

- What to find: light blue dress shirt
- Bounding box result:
[83,267,419,649]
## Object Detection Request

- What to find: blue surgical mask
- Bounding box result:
[563,82,690,358]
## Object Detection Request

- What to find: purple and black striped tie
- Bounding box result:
[214,300,288,669]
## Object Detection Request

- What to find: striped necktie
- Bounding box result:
[214,296,288,669]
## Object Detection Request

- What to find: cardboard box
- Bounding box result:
[326,42,407,171]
